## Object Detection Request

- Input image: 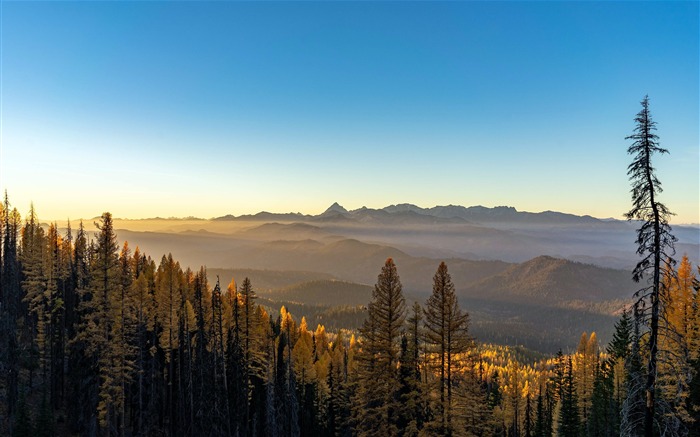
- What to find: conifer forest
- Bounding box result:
[0,97,699,437]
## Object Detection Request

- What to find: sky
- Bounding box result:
[1,1,698,223]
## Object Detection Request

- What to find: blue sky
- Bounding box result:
[1,1,698,223]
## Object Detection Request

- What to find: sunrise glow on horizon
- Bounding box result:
[1,2,698,224]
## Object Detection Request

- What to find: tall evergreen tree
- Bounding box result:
[327,332,350,437]
[621,305,646,437]
[354,258,406,436]
[238,276,268,435]
[293,317,318,436]
[423,261,471,435]
[659,254,696,431]
[605,310,633,435]
[534,387,551,437]
[20,204,48,389]
[155,253,183,434]
[210,277,232,436]
[192,267,212,435]
[575,332,599,430]
[588,360,616,437]
[395,302,425,435]
[128,248,156,436]
[85,212,124,432]
[625,95,677,437]
[607,310,632,407]
[558,357,581,437]
[226,278,248,436]
[66,220,98,435]
[524,392,534,437]
[1,194,22,416]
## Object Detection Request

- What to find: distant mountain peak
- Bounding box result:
[323,202,349,215]
[382,203,424,214]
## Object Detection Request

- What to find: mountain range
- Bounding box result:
[212,202,604,226]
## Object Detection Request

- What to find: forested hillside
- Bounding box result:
[110,228,641,352]
[0,197,698,436]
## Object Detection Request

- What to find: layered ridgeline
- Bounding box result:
[111,226,634,352]
[105,201,699,269]
[210,201,699,266]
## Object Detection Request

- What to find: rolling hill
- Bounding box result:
[463,255,637,302]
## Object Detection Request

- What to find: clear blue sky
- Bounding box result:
[1,1,698,223]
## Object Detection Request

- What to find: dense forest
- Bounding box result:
[0,198,698,437]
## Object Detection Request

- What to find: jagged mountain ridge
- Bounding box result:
[212,202,604,226]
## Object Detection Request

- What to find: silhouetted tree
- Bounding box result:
[558,357,581,437]
[423,261,471,435]
[354,258,406,436]
[625,95,677,437]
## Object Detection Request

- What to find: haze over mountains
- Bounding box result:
[118,202,698,269]
[72,203,698,352]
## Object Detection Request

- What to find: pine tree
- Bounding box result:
[607,310,632,408]
[588,360,615,437]
[621,305,646,437]
[503,358,524,437]
[354,258,406,436]
[658,254,696,431]
[45,223,62,409]
[293,317,318,436]
[85,212,124,432]
[20,204,48,389]
[558,357,581,437]
[396,335,421,436]
[2,194,22,416]
[226,278,247,436]
[128,249,156,436]
[574,332,598,430]
[66,220,97,435]
[116,241,135,435]
[238,276,268,435]
[534,387,550,437]
[327,332,350,437]
[155,253,183,434]
[625,95,677,436]
[395,303,425,435]
[423,261,471,435]
[605,310,633,435]
[210,277,232,436]
[524,392,534,437]
[192,267,212,435]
